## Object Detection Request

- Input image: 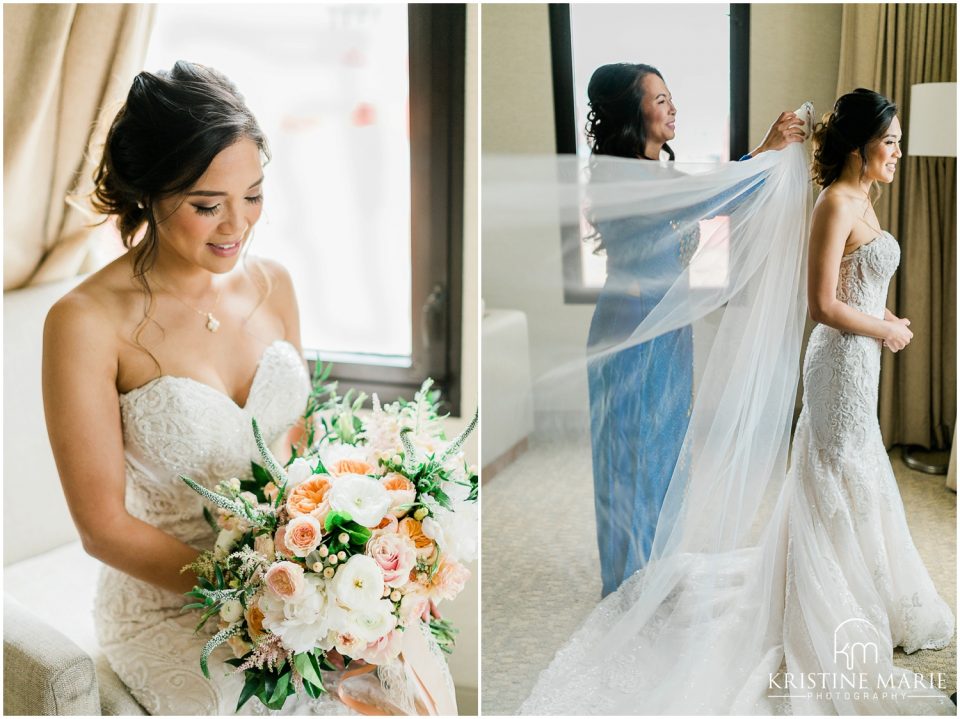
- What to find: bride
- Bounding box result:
[42,61,453,715]
[507,91,954,715]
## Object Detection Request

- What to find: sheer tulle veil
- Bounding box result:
[482,103,954,714]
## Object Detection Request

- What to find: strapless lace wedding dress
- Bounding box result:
[520,232,955,715]
[93,340,351,715]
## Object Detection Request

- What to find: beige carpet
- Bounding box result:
[480,442,957,715]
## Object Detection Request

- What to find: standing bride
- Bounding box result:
[517,91,954,715]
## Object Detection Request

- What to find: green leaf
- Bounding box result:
[324,510,352,533]
[251,462,273,486]
[236,672,260,712]
[343,521,371,545]
[269,671,291,706]
[202,506,219,534]
[294,652,324,690]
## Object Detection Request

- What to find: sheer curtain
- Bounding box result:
[837,3,957,450]
[3,4,154,290]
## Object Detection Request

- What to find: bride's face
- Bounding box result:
[861,115,902,184]
[154,137,265,273]
[640,73,677,147]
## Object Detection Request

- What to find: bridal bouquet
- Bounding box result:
[180,368,478,712]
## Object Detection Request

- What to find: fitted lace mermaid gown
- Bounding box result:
[520,232,954,715]
[93,340,352,715]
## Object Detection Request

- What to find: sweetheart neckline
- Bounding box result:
[841,230,892,260]
[118,338,296,410]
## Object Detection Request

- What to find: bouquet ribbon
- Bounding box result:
[336,626,458,715]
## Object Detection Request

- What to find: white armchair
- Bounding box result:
[3,277,146,716]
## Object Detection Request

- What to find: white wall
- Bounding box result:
[443,3,479,703]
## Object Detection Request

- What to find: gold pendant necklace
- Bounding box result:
[150,276,223,333]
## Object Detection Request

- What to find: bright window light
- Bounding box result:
[145,4,412,361]
[569,4,731,290]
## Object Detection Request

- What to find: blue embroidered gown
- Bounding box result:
[587,214,698,597]
[587,160,755,597]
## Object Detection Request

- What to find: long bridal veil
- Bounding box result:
[483,103,954,714]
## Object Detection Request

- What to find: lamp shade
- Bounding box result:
[907,82,957,157]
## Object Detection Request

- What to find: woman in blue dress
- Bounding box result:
[584,63,806,596]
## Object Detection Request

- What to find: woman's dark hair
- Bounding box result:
[811,88,897,188]
[91,61,270,367]
[585,63,675,161]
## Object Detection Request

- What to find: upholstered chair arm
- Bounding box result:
[3,595,100,715]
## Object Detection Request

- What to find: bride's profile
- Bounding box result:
[41,60,455,715]
[487,90,954,715]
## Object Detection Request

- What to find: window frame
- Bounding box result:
[549,3,750,305]
[305,4,466,415]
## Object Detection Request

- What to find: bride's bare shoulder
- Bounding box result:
[44,254,139,348]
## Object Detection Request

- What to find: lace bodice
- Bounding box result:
[836,231,900,317]
[117,339,310,550]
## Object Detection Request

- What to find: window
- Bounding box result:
[146,4,465,411]
[549,4,748,302]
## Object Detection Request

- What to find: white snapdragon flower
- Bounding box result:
[327,475,391,527]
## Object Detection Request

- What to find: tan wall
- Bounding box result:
[481,4,556,154]
[749,4,843,147]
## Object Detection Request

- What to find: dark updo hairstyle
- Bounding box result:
[811,88,897,188]
[585,63,675,161]
[91,61,270,367]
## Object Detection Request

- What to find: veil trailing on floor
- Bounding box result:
[482,103,954,714]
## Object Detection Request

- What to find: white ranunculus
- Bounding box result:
[214,528,243,558]
[420,516,444,544]
[219,599,243,623]
[429,504,478,564]
[345,598,397,643]
[285,458,313,488]
[259,575,330,654]
[327,474,391,527]
[331,554,385,609]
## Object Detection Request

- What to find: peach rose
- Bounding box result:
[285,515,323,557]
[286,476,332,521]
[366,533,417,588]
[254,533,275,560]
[274,525,295,559]
[430,560,470,602]
[360,628,403,665]
[370,514,399,539]
[330,459,375,477]
[263,481,279,503]
[380,473,416,517]
[245,601,266,641]
[399,517,435,559]
[265,561,305,599]
[227,634,252,658]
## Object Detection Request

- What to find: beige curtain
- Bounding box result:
[836,3,957,451]
[3,4,155,290]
